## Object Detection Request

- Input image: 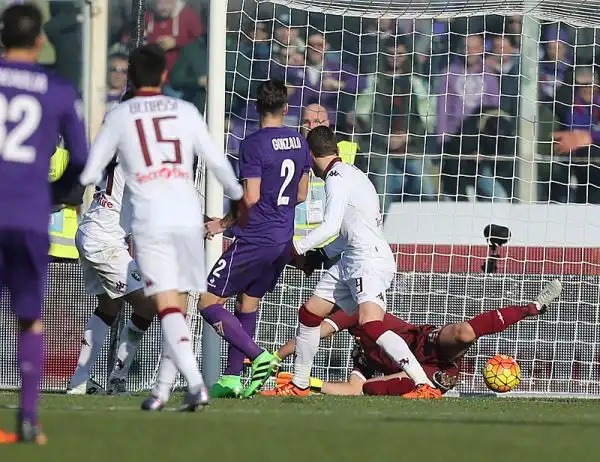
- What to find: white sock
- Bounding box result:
[70,315,110,386]
[109,319,145,381]
[376,331,434,387]
[160,311,204,391]
[153,347,179,403]
[292,322,320,389]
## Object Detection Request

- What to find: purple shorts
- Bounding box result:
[207,240,291,298]
[0,229,49,320]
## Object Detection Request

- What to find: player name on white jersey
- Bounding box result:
[271,136,302,151]
[80,94,243,232]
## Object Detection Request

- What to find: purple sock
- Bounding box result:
[18,331,43,423]
[202,304,262,362]
[224,310,258,375]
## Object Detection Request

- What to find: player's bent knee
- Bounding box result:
[358,301,385,325]
[198,291,227,309]
[152,290,184,312]
[304,295,334,319]
[96,294,123,318]
[238,293,260,313]
[299,304,324,327]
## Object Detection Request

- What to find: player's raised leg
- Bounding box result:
[435,279,563,360]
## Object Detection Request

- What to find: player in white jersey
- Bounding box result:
[263,126,441,399]
[80,45,244,411]
[67,159,155,396]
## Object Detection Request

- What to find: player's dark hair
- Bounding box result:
[256,79,288,115]
[306,126,338,158]
[128,44,166,89]
[0,3,42,50]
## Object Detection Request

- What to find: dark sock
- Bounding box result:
[467,305,528,338]
[224,310,258,376]
[19,331,43,423]
[202,304,262,361]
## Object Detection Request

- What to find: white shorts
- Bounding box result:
[134,227,206,297]
[75,229,144,299]
[313,261,393,313]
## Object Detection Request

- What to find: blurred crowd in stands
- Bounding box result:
[9,0,600,206]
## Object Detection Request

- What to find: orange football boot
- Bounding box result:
[261,382,310,397]
[403,384,442,399]
[0,429,17,444]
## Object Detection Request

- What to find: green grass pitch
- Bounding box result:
[0,392,598,461]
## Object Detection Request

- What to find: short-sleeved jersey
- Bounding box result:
[78,161,128,243]
[0,59,88,232]
[80,93,243,233]
[326,310,461,383]
[232,126,311,246]
[294,160,395,276]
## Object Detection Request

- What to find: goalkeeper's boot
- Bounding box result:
[209,375,243,399]
[17,414,47,445]
[141,395,165,412]
[261,382,310,397]
[403,384,442,400]
[243,351,278,398]
[179,385,209,412]
[532,279,563,315]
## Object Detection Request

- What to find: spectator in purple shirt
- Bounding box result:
[437,34,504,200]
[301,32,362,128]
[553,67,600,203]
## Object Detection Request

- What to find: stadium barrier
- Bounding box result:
[1,262,598,397]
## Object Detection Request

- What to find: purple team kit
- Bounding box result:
[207,126,311,298]
[0,59,88,319]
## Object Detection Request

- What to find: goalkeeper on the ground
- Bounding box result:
[266,280,562,396]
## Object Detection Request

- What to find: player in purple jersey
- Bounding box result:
[0,4,88,444]
[199,79,311,399]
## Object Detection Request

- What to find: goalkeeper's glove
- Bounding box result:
[289,247,329,277]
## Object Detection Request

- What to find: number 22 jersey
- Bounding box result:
[80,92,243,233]
[232,126,311,246]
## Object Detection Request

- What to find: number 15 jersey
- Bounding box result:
[232,126,311,246]
[80,92,243,233]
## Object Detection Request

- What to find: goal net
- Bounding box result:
[213,0,600,397]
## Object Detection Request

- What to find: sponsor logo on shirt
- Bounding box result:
[92,192,114,209]
[135,166,190,184]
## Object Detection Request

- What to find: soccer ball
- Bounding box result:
[482,354,521,393]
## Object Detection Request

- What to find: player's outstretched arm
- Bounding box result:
[294,174,348,255]
[80,111,120,186]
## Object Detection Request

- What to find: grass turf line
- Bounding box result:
[0,392,598,462]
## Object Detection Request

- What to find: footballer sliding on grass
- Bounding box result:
[267,280,562,396]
